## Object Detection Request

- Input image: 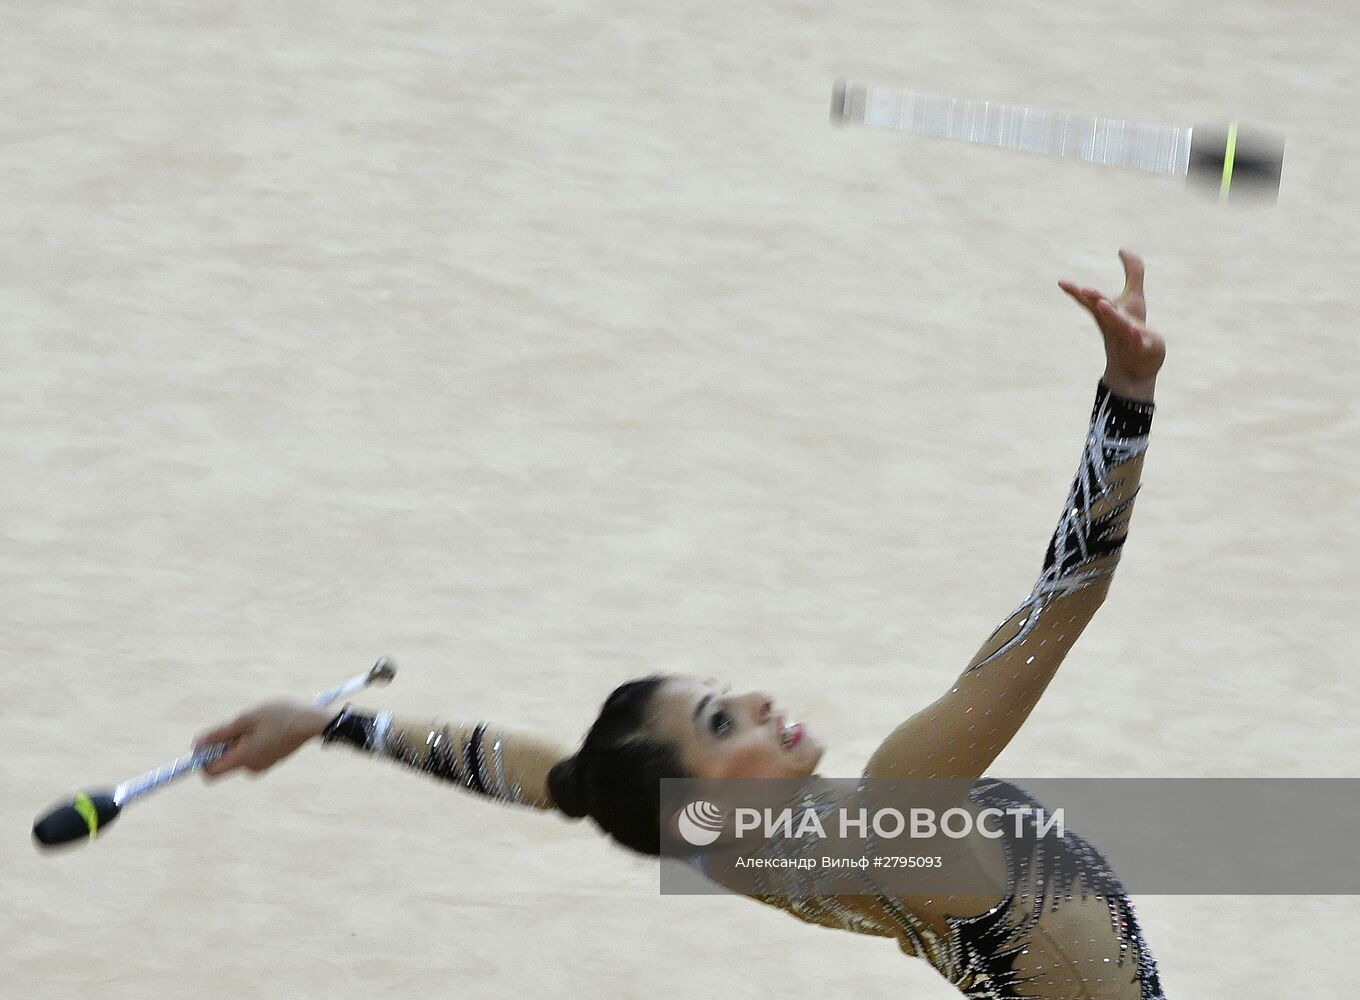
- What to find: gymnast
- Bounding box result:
[196,249,1167,999]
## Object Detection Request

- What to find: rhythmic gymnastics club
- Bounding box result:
[831,79,1284,202]
[31,657,397,850]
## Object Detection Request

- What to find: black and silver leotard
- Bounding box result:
[703,772,1163,999]
[322,382,1163,999]
[699,383,1163,997]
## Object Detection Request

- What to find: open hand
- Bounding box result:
[1059,248,1165,402]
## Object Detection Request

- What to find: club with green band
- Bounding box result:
[31,657,397,850]
[831,79,1284,202]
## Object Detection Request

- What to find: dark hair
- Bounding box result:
[547,675,688,856]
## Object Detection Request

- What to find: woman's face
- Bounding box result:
[649,675,825,780]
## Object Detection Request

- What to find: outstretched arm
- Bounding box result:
[864,249,1164,782]
[320,708,564,809]
[194,702,568,811]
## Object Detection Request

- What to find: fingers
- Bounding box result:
[1061,277,1146,355]
[1097,297,1141,334]
[195,713,255,779]
[1118,247,1145,295]
[1062,250,1145,303]
[1097,297,1132,333]
[1058,280,1103,301]
[1062,248,1148,330]
[1058,280,1108,319]
[1058,280,1092,307]
[194,715,250,751]
[1095,299,1146,349]
[203,742,247,778]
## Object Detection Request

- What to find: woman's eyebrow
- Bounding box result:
[693,693,713,724]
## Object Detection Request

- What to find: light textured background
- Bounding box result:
[3,2,1357,997]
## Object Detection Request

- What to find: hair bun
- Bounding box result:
[548,755,591,818]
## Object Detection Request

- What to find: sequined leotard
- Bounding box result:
[322,382,1162,999]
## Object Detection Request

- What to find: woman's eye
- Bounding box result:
[710,710,733,736]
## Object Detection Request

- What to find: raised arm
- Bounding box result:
[864,249,1164,782]
[194,701,569,811]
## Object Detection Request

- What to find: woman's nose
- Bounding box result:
[752,697,773,724]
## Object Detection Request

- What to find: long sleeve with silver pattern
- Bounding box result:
[864,381,1154,782]
[321,708,565,810]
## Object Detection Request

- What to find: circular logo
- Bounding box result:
[676,800,726,846]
